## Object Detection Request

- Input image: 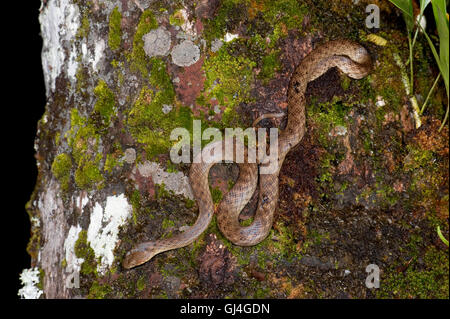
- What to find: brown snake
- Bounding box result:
[122,39,372,269]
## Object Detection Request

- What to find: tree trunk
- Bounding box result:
[23,0,448,299]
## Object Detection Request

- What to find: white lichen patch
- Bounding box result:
[30,216,41,228]
[178,9,196,37]
[93,38,106,72]
[64,225,84,273]
[143,26,172,57]
[333,125,348,136]
[162,104,173,114]
[224,32,239,42]
[123,148,136,164]
[67,43,79,81]
[86,194,132,274]
[39,0,81,94]
[136,161,194,199]
[171,40,200,67]
[375,95,386,108]
[18,268,43,299]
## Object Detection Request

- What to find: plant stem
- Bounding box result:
[438,101,449,132]
[437,226,449,246]
[420,73,441,114]
[406,12,423,65]
[411,11,424,51]
[408,34,414,94]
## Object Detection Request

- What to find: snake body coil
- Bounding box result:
[123,40,372,269]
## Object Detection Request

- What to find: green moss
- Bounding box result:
[36,268,45,291]
[75,65,88,94]
[240,218,253,227]
[310,98,349,131]
[259,51,281,83]
[127,65,192,158]
[66,109,106,190]
[166,160,178,173]
[108,7,122,51]
[162,218,175,230]
[54,132,61,146]
[227,179,235,191]
[306,229,330,246]
[403,145,434,171]
[51,153,72,191]
[93,79,116,126]
[375,182,399,207]
[210,186,223,204]
[269,221,302,262]
[111,59,119,68]
[261,0,306,30]
[71,122,97,163]
[74,154,104,190]
[378,246,449,299]
[88,281,111,299]
[185,198,195,209]
[254,286,271,299]
[203,44,256,127]
[202,212,301,269]
[156,183,172,199]
[26,229,40,260]
[149,57,176,106]
[67,109,92,161]
[104,152,123,173]
[203,0,246,42]
[169,10,184,27]
[340,74,351,91]
[370,43,406,115]
[74,230,98,276]
[130,9,158,78]
[77,13,90,39]
[130,189,141,225]
[316,152,334,193]
[105,141,124,173]
[136,275,147,291]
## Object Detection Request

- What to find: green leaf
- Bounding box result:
[431,1,449,85]
[437,226,449,246]
[419,0,431,13]
[422,29,449,99]
[389,0,414,32]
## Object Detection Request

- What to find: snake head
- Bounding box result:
[122,242,160,269]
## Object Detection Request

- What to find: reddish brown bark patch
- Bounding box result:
[132,168,156,199]
[171,56,205,108]
[198,234,237,288]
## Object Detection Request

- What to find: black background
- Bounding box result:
[9,0,45,298]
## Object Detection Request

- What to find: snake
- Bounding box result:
[122,39,372,269]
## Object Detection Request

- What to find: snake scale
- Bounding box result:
[123,39,372,269]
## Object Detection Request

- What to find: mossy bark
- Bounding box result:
[31,0,448,299]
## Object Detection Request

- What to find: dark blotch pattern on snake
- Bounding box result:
[123,39,372,269]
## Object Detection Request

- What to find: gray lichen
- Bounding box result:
[143,26,172,57]
[171,40,200,67]
[123,148,136,164]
